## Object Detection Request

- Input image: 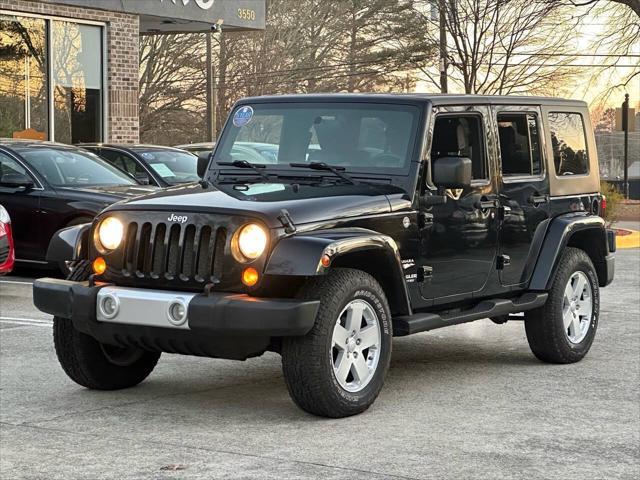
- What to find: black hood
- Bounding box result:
[103,182,408,228]
[56,184,157,202]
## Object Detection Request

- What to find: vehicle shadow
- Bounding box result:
[99,333,541,422]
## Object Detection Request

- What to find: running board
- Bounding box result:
[393,292,548,337]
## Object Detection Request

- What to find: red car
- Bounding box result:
[0,205,15,275]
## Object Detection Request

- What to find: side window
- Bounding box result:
[101,150,149,182]
[0,153,31,182]
[431,115,487,180]
[98,149,124,169]
[497,113,542,177]
[548,112,589,176]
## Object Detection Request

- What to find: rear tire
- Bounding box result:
[524,247,599,364]
[53,259,161,390]
[281,269,392,418]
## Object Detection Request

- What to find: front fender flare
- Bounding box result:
[46,223,91,263]
[265,228,411,315]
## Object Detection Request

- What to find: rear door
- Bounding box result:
[493,105,550,287]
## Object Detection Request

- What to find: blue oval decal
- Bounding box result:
[233,106,254,127]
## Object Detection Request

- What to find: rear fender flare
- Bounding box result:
[529,213,609,290]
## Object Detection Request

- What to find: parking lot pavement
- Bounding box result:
[1,251,638,480]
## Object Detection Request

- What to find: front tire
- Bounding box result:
[525,247,600,363]
[281,269,392,418]
[53,260,161,390]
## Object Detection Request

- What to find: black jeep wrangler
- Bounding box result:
[34,94,615,418]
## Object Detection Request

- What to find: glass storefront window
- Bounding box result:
[0,14,103,143]
[0,15,49,140]
[53,21,102,143]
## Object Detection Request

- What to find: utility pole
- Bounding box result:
[622,93,629,199]
[438,0,448,93]
[205,32,214,142]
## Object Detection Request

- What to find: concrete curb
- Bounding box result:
[615,229,640,249]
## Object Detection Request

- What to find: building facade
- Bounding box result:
[0,0,264,144]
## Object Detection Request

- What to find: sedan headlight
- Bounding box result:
[97,217,124,251]
[235,223,268,261]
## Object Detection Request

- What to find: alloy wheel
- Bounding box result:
[331,299,382,392]
[563,271,593,344]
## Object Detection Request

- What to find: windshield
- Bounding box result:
[136,149,199,184]
[213,102,421,174]
[20,148,137,187]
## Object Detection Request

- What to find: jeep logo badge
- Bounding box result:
[167,214,188,223]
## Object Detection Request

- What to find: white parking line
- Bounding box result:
[0,280,34,286]
[0,316,52,327]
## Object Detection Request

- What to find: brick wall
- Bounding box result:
[0,0,140,143]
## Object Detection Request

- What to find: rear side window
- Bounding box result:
[497,113,542,177]
[548,112,589,176]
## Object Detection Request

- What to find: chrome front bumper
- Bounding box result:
[96,286,196,330]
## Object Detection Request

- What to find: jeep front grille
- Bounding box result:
[121,221,227,283]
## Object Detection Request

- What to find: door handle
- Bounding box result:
[475,196,498,209]
[528,194,549,206]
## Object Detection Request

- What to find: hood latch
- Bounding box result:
[278,209,296,234]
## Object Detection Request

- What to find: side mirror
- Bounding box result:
[0,172,34,189]
[197,152,211,178]
[432,156,472,189]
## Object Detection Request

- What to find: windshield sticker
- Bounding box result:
[150,163,175,178]
[238,183,285,196]
[233,106,254,127]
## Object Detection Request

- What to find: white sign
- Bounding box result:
[161,0,215,10]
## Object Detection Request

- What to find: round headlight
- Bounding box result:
[237,223,268,260]
[98,217,124,251]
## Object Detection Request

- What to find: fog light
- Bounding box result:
[99,294,119,319]
[242,267,259,287]
[93,257,106,275]
[167,299,188,326]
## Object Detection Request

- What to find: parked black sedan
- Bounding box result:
[81,144,200,187]
[0,140,155,270]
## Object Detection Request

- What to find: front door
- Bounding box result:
[419,106,499,303]
[0,151,43,262]
[494,106,550,286]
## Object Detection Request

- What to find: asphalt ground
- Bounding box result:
[0,249,638,479]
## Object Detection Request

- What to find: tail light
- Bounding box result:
[600,195,607,218]
[0,205,15,274]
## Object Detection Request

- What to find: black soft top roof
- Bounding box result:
[235,93,587,108]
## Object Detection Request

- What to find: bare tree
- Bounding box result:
[138,0,434,144]
[139,33,207,144]
[588,1,639,93]
[413,0,580,95]
[212,0,431,132]
[538,0,640,17]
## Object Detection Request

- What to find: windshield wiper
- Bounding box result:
[216,160,271,182]
[289,162,356,185]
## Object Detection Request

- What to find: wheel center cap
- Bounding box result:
[570,300,577,312]
[347,339,357,353]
